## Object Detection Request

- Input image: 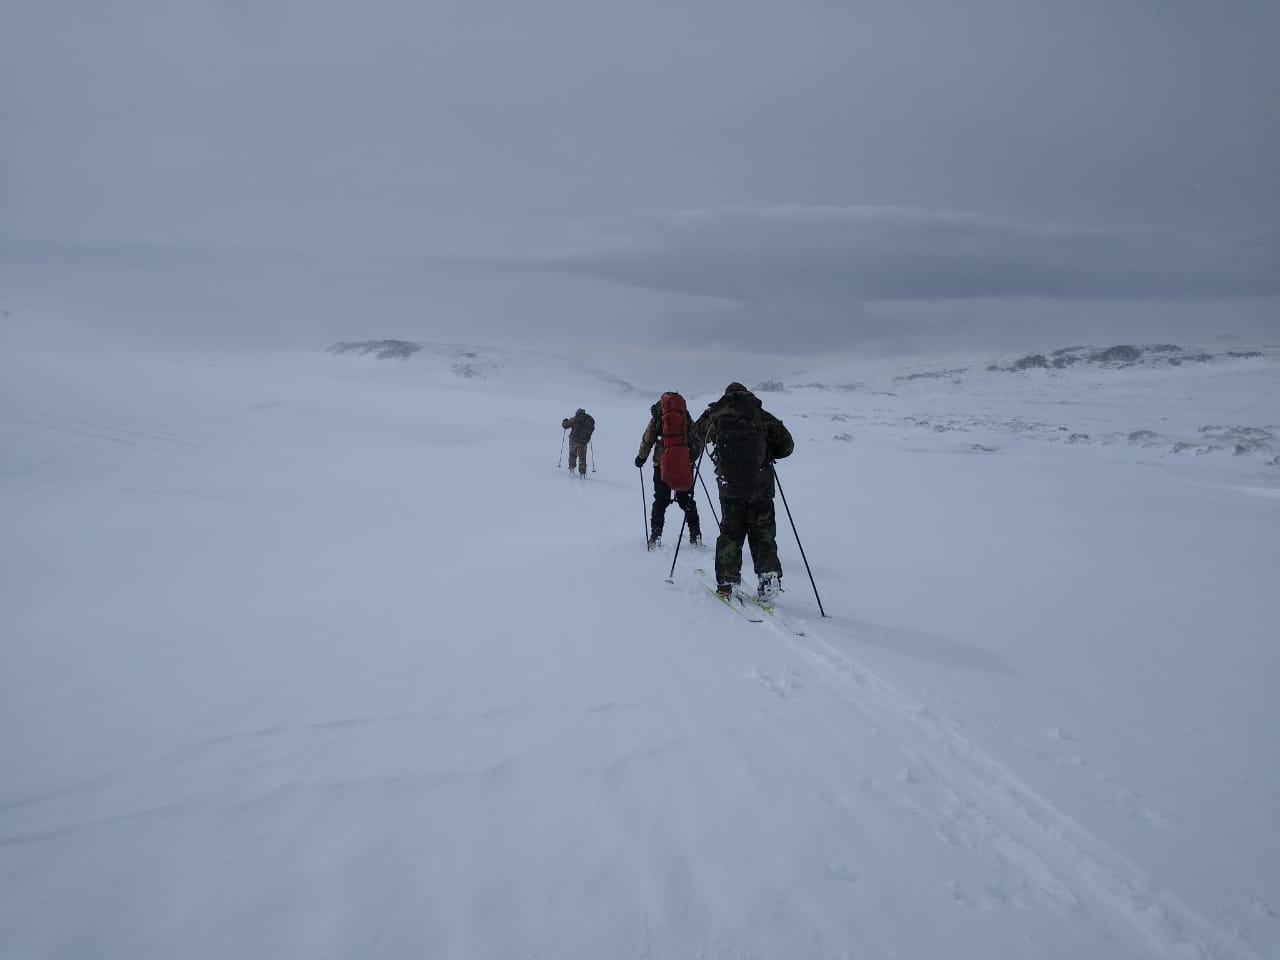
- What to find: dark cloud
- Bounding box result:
[461,206,1280,303]
[4,209,1276,358]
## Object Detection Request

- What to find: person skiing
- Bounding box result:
[635,392,703,549]
[692,383,794,599]
[561,408,595,477]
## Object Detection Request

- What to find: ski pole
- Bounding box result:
[694,427,721,531]
[590,441,596,473]
[558,428,566,467]
[771,463,827,617]
[698,468,721,531]
[667,510,689,582]
[666,444,709,582]
[640,466,651,548]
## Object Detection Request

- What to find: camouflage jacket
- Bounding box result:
[692,384,794,500]
[636,403,703,466]
[561,410,595,445]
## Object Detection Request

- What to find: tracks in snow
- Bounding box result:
[0,409,206,485]
[568,467,1255,960]
[763,620,1255,960]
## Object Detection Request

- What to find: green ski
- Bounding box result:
[708,586,765,622]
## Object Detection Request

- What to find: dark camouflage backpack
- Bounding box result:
[709,396,768,499]
[566,409,594,444]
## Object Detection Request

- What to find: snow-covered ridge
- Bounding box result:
[326,338,646,396]
[749,343,1277,394]
[740,345,1280,472]
[329,339,424,361]
[988,342,1268,372]
[321,338,1280,470]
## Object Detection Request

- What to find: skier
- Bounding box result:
[561,408,595,477]
[692,383,794,599]
[635,393,703,549]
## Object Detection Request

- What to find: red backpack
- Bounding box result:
[658,391,694,492]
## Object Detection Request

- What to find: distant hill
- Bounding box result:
[327,339,648,397]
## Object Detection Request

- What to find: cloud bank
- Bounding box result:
[4,206,1276,359]
[467,206,1279,304]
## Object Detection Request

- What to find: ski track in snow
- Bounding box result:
[569,461,1258,960]
[768,629,1252,960]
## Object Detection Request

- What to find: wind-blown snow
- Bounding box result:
[2,304,1277,959]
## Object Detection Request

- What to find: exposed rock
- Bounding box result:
[328,339,421,360]
[1012,354,1050,370]
[894,367,967,383]
[1197,425,1275,457]
[1089,345,1141,364]
[994,343,1261,373]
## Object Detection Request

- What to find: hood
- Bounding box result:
[715,382,762,413]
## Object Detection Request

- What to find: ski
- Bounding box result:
[692,569,805,635]
[677,568,802,634]
[692,568,770,615]
[708,586,765,622]
[740,592,777,616]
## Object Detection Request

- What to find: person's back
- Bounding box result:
[635,394,703,548]
[694,383,793,596]
[561,408,595,476]
[696,384,792,500]
[563,409,594,445]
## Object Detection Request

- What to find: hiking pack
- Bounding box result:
[565,410,594,444]
[657,391,694,492]
[709,396,768,499]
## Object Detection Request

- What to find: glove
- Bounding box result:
[635,455,646,468]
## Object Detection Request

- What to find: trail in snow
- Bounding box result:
[571,455,1264,960]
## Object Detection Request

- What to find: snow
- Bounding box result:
[2,305,1278,959]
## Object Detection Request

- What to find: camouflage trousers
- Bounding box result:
[715,497,781,587]
[568,441,589,474]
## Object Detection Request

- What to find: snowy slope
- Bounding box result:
[2,306,1277,959]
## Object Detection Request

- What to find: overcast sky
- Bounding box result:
[2,0,1277,353]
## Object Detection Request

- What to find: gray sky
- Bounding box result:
[2,0,1277,353]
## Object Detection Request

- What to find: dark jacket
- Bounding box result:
[562,409,595,445]
[692,383,794,500]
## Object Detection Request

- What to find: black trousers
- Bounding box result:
[651,465,701,538]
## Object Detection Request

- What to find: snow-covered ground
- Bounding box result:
[2,302,1278,959]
